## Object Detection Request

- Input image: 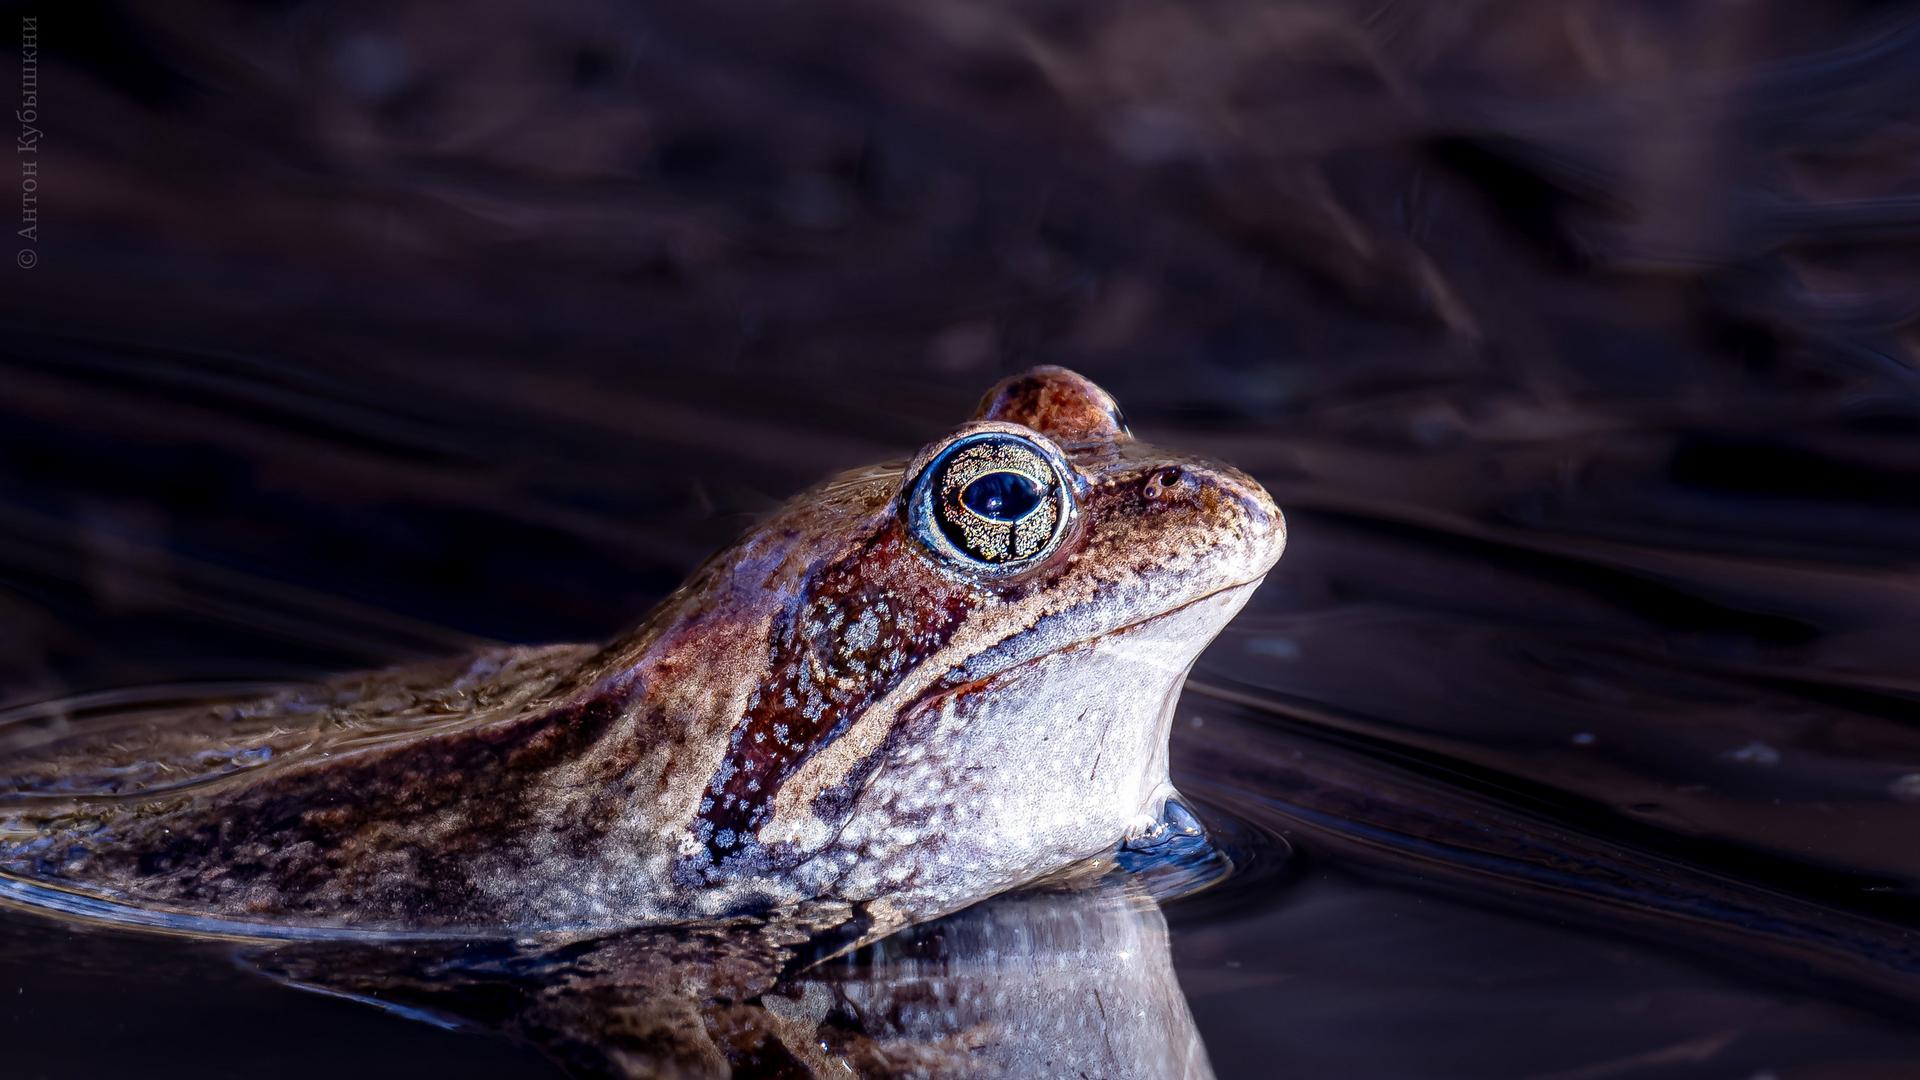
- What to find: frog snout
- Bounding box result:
[1194,461,1287,576]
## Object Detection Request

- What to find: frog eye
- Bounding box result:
[908,432,1074,571]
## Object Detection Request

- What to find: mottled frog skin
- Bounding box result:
[0,368,1283,934]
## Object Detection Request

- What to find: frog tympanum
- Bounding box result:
[0,367,1284,936]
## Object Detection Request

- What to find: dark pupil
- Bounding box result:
[960,471,1044,522]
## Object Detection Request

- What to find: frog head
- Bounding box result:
[647,367,1284,923]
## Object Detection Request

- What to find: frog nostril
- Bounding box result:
[1143,466,1187,501]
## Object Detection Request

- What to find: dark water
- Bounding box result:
[6,1,1920,1076]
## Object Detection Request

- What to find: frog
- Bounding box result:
[0,366,1284,937]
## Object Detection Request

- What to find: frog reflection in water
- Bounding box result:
[0,367,1284,937]
[250,882,1214,1079]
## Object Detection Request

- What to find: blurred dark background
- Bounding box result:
[5,2,1920,1077]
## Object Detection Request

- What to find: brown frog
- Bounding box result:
[0,367,1283,936]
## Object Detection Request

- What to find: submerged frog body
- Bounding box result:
[0,367,1283,934]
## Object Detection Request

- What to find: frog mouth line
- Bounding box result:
[1117,575,1265,633]
[1065,574,1266,653]
[935,575,1268,697]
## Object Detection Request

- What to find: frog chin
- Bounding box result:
[806,578,1261,924]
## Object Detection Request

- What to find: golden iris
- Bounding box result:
[931,439,1060,563]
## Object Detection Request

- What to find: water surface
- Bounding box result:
[5,1,1920,1076]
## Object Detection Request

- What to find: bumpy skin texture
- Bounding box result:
[0,368,1284,933]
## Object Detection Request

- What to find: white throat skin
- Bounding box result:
[779,580,1261,928]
